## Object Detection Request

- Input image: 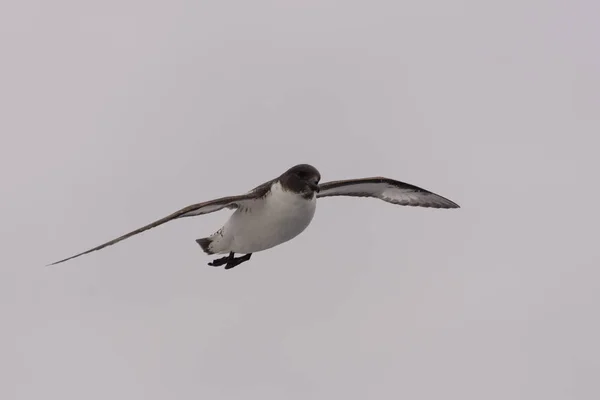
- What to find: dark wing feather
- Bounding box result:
[47,192,262,266]
[317,177,460,209]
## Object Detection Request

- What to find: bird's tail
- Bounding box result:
[196,237,214,255]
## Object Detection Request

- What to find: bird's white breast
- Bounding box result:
[221,182,317,254]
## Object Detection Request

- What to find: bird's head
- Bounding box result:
[280,164,321,195]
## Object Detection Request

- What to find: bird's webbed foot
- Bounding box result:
[207,253,232,267]
[208,252,252,269]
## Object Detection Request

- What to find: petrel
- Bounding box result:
[48,164,459,269]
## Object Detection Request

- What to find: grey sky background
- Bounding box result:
[1,1,599,399]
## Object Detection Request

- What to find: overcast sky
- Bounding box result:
[1,1,599,399]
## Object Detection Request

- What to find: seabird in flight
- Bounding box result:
[48,164,460,269]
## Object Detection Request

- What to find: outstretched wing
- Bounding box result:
[317,177,460,209]
[47,193,260,266]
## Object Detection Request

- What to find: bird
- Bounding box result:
[48,164,460,269]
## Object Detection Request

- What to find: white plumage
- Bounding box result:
[206,182,317,254]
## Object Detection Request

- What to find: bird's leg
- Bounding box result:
[208,252,235,267]
[224,253,252,270]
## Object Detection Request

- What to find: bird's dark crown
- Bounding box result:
[283,164,321,180]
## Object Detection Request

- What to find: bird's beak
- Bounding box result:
[309,182,320,192]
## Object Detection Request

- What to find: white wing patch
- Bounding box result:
[317,178,459,209]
